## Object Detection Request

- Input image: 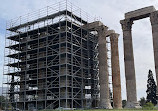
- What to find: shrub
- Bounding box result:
[143,102,155,110]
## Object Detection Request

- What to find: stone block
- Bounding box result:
[125,6,156,20]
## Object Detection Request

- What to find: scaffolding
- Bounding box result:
[106,37,113,106]
[2,0,101,110]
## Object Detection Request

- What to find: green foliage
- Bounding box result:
[146,70,157,105]
[142,102,155,110]
[0,96,5,110]
[122,100,127,108]
[139,97,146,107]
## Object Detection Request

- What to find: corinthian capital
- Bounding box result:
[97,25,108,35]
[150,11,158,25]
[120,19,133,31]
[110,33,119,43]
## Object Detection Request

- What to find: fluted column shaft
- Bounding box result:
[98,26,112,109]
[110,33,122,109]
[150,11,158,97]
[120,19,140,108]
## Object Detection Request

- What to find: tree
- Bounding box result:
[146,70,157,105]
[122,100,126,108]
[0,96,5,110]
[139,97,146,107]
[0,96,12,110]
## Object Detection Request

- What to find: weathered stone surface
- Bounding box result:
[120,19,141,108]
[150,11,158,25]
[83,22,112,109]
[82,21,105,30]
[105,30,115,37]
[125,6,156,20]
[150,11,158,107]
[125,101,141,108]
[120,19,133,31]
[121,6,158,109]
[110,33,122,109]
[98,25,112,109]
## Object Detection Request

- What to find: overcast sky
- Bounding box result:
[0,0,158,101]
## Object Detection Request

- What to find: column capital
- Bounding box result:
[150,11,158,25]
[120,19,133,31]
[110,33,119,42]
[97,25,108,34]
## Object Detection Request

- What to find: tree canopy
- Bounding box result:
[146,70,157,105]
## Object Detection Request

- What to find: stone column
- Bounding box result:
[98,25,112,109]
[150,11,158,107]
[110,33,122,109]
[120,19,140,108]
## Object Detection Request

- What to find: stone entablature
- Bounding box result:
[125,6,156,20]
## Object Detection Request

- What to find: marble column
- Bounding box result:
[98,25,112,109]
[110,33,122,109]
[120,19,140,108]
[150,11,158,107]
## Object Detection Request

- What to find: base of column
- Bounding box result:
[155,100,158,108]
[113,105,122,109]
[155,104,158,108]
[155,94,158,108]
[125,101,141,109]
[100,99,113,109]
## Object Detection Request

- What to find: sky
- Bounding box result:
[0,0,158,101]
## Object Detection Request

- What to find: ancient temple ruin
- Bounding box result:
[120,6,158,108]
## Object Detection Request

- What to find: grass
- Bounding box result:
[40,109,158,111]
[4,109,158,111]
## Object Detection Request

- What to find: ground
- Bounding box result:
[42,109,158,111]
